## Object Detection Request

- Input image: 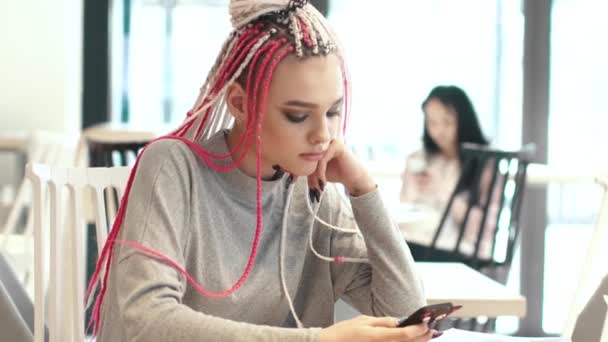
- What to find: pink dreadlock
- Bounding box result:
[85,0,352,335]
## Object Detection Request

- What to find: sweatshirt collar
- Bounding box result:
[200,131,288,207]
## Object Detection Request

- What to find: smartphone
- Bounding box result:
[396,302,461,327]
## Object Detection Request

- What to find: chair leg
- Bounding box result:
[483,317,496,332]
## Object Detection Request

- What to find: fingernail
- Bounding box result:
[313,189,320,203]
[422,316,431,323]
[309,189,316,203]
[432,331,444,339]
[319,180,325,191]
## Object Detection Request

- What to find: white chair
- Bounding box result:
[565,175,608,341]
[1,132,80,301]
[570,275,608,342]
[2,131,80,242]
[27,162,130,342]
[602,295,608,342]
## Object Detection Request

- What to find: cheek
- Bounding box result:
[329,118,341,137]
[450,126,458,140]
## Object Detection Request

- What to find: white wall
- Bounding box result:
[0,0,83,133]
[0,0,83,185]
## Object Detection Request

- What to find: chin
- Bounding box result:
[284,162,318,177]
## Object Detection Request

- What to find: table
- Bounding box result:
[335,262,526,320]
[82,122,172,144]
[81,122,174,167]
[0,132,29,153]
[417,262,526,318]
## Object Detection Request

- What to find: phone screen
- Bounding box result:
[396,302,461,328]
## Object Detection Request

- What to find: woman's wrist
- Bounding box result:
[345,173,376,197]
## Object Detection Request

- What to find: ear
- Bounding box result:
[226,82,247,127]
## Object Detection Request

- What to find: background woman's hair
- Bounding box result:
[421,85,489,157]
[420,85,490,194]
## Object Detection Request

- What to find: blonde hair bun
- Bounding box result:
[229,0,308,29]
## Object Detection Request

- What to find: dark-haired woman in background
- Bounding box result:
[399,85,497,261]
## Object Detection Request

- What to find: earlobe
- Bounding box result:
[227,83,247,124]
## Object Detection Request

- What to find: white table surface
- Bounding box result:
[83,122,173,143]
[389,203,433,224]
[0,132,29,152]
[335,262,526,321]
[417,262,526,318]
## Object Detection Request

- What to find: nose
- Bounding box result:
[309,116,332,145]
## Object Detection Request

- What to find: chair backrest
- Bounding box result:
[564,175,608,339]
[2,131,79,246]
[0,251,35,341]
[426,143,535,282]
[26,163,130,342]
[570,275,608,342]
[603,295,608,342]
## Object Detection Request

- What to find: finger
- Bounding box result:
[374,322,429,340]
[316,140,337,185]
[307,175,319,203]
[366,316,399,328]
[406,328,434,342]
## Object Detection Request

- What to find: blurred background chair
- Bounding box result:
[570,275,608,342]
[564,175,608,342]
[415,143,534,332]
[27,162,130,342]
[0,251,35,342]
[1,132,79,301]
[420,143,535,285]
[2,132,79,238]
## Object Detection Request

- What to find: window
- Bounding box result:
[110,0,231,126]
[328,0,523,161]
[328,0,523,202]
[544,0,608,333]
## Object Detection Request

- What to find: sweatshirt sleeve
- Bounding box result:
[327,186,426,318]
[103,140,320,342]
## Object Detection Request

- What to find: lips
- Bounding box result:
[299,152,325,161]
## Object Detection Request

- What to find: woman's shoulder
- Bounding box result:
[136,137,213,178]
[139,138,197,164]
[406,149,426,161]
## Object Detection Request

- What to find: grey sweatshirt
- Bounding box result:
[97,132,425,342]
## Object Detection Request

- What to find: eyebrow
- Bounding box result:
[282,97,344,109]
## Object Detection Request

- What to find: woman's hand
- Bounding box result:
[308,139,376,197]
[411,172,432,192]
[319,315,434,342]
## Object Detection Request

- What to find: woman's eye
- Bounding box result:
[284,112,308,123]
[326,111,341,118]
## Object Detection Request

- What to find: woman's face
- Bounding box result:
[257,53,344,176]
[424,98,458,155]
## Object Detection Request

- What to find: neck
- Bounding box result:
[441,147,459,160]
[225,127,275,179]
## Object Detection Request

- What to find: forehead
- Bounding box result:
[425,99,456,119]
[268,53,343,103]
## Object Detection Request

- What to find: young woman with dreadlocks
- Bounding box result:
[90,1,433,341]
